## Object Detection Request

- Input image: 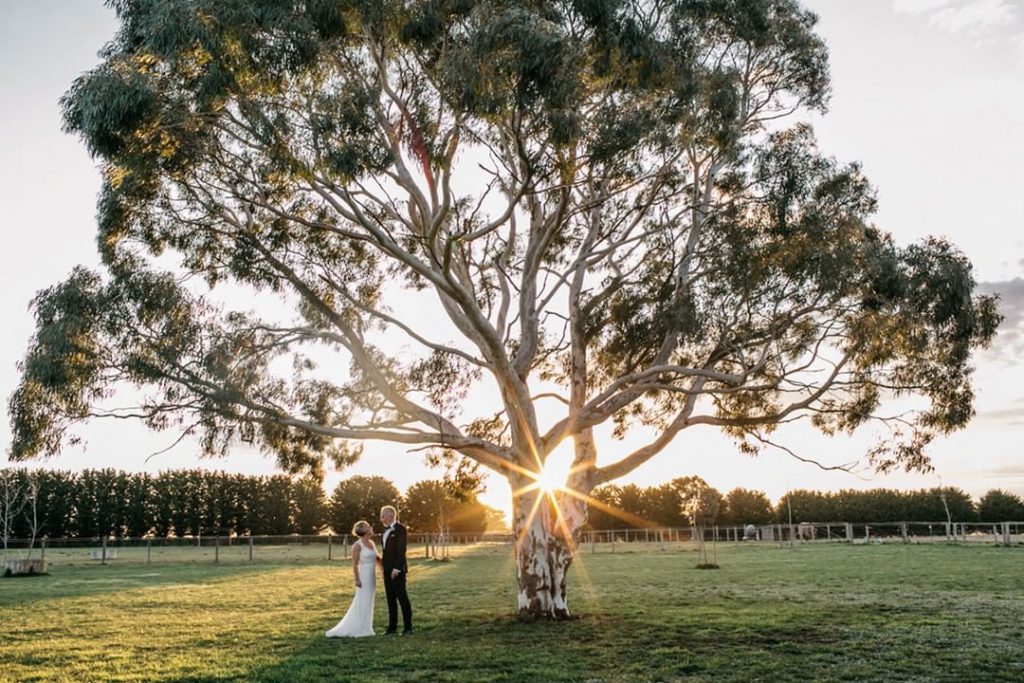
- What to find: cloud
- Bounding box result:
[979,463,1024,478]
[979,277,1024,323]
[977,278,1024,363]
[931,0,1016,33]
[978,400,1024,424]
[1015,33,1024,67]
[893,0,954,14]
[893,0,1018,34]
[957,463,1024,484]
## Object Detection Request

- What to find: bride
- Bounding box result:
[325,520,379,638]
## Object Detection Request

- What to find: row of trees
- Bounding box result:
[776,488,1024,525]
[584,479,1024,530]
[0,469,500,540]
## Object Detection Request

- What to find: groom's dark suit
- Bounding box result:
[382,521,413,633]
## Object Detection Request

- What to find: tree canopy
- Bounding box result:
[327,475,399,534]
[8,0,1000,618]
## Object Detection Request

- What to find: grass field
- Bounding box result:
[2,542,1023,682]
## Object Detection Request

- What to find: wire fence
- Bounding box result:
[581,521,1024,547]
[0,531,511,569]
[3,521,1021,571]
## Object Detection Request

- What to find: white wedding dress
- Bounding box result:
[325,540,377,638]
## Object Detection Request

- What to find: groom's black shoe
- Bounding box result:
[383,629,398,635]
[401,627,413,635]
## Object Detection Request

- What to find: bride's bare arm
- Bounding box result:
[351,543,362,587]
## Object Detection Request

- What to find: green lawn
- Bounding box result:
[2,542,1023,682]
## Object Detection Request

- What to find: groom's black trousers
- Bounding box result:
[383,571,412,631]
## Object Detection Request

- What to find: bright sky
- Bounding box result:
[1,1,1022,520]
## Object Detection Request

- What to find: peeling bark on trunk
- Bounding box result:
[511,482,590,620]
[512,488,570,619]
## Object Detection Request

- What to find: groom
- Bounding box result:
[379,505,413,635]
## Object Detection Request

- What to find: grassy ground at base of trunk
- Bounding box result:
[1,542,1022,682]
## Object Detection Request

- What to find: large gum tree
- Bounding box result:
[9,0,999,618]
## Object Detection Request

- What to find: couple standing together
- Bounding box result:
[325,505,413,638]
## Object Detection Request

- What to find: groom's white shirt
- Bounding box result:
[382,523,395,548]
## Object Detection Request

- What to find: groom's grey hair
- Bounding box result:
[380,505,398,518]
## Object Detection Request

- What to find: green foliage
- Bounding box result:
[327,475,401,535]
[251,475,295,535]
[584,484,625,530]
[776,487,978,523]
[8,1,1001,549]
[72,469,122,537]
[583,481,991,529]
[32,470,78,538]
[585,477,724,529]
[976,489,1024,523]
[671,476,723,526]
[721,487,773,525]
[0,468,335,539]
[402,479,488,533]
[639,481,689,528]
[292,476,329,534]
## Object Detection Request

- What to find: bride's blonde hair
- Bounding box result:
[351,520,371,537]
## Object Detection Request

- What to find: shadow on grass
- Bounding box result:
[240,614,622,683]
[0,561,288,608]
[0,546,475,609]
[238,610,855,683]
[6,544,1024,682]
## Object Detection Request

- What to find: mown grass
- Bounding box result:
[2,542,1023,682]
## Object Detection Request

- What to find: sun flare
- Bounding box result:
[535,446,574,494]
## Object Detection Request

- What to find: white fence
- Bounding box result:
[580,521,1024,548]
[2,521,1021,567]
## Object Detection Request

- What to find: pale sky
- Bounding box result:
[1,1,1022,519]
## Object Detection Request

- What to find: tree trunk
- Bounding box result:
[510,484,589,620]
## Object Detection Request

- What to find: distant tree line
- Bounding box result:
[0,469,501,539]
[2,468,1021,539]
[584,479,1024,530]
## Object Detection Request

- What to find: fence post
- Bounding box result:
[147,539,151,564]
[901,523,908,543]
[327,534,332,561]
[845,523,853,542]
[40,538,46,561]
[101,536,108,565]
[214,534,220,564]
[248,535,254,563]
[1003,522,1012,546]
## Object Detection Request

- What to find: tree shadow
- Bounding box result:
[0,561,284,608]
